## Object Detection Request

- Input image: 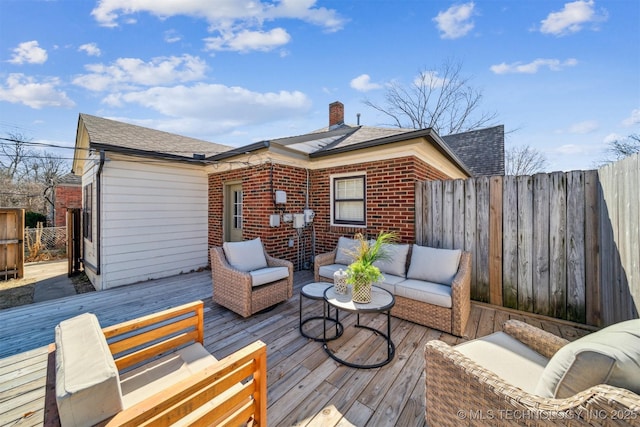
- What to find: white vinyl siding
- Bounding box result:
[100,155,208,289]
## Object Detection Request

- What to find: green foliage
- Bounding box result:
[25,211,47,228]
[346,231,397,291]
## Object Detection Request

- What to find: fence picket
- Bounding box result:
[416,154,639,325]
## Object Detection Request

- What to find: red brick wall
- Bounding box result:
[208,156,450,269]
[54,184,81,226]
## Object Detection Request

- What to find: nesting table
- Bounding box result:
[323,285,395,369]
[299,282,343,341]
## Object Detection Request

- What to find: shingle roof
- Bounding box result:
[55,172,81,185]
[442,125,505,176]
[80,114,232,159]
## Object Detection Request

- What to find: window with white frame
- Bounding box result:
[332,174,366,226]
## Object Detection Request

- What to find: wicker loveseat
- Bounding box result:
[425,319,640,426]
[211,238,293,317]
[314,237,471,337]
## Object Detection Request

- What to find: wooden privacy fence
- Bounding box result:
[0,208,25,280]
[415,153,639,327]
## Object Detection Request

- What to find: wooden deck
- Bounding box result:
[0,269,594,426]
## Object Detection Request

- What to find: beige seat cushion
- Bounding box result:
[455,331,549,394]
[55,313,123,427]
[119,343,218,408]
[373,273,406,295]
[250,266,289,287]
[395,279,452,308]
[318,263,347,280]
[535,318,640,398]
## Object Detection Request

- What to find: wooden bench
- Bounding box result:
[45,301,267,426]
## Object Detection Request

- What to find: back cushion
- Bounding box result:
[334,236,360,265]
[406,245,462,285]
[534,319,640,398]
[55,313,123,427]
[223,238,268,272]
[373,243,410,277]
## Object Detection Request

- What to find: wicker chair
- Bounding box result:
[210,241,293,318]
[425,320,640,426]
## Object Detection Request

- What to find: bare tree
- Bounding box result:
[363,59,498,134]
[505,144,548,175]
[0,132,34,180]
[25,150,68,185]
[605,134,639,162]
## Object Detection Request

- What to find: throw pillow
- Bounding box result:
[334,236,359,265]
[534,319,640,398]
[406,245,462,285]
[223,238,268,272]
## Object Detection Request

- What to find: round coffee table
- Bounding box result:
[323,285,395,369]
[299,282,343,341]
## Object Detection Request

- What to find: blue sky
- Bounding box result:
[1,0,638,172]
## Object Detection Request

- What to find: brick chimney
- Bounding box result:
[329,101,344,127]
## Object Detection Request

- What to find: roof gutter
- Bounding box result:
[90,142,211,164]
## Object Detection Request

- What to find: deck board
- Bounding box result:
[0,269,595,427]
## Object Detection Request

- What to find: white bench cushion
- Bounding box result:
[120,343,218,408]
[373,273,406,295]
[55,313,123,427]
[396,279,452,308]
[250,266,289,287]
[455,331,549,394]
[223,238,267,272]
[318,263,346,280]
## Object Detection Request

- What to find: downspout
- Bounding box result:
[95,150,105,275]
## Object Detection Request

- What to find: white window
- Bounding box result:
[332,174,366,226]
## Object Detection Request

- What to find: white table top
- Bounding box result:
[324,286,395,313]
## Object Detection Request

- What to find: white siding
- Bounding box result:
[100,154,208,289]
[81,154,102,290]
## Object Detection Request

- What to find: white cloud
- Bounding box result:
[490,58,578,74]
[8,41,48,64]
[540,0,607,36]
[91,0,345,52]
[204,28,291,52]
[433,2,475,39]
[164,29,182,43]
[78,43,102,57]
[568,120,598,134]
[102,83,312,133]
[73,54,207,91]
[350,74,381,92]
[414,71,448,88]
[622,108,640,127]
[0,73,74,109]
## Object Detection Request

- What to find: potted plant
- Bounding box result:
[346,231,397,303]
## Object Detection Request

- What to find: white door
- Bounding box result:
[225,184,243,242]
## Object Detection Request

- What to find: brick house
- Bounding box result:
[52,173,82,226]
[207,102,503,268]
[73,103,503,289]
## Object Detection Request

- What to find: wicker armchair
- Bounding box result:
[210,242,293,317]
[425,320,640,426]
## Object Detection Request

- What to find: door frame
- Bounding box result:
[224,182,243,242]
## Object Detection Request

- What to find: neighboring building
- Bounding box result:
[52,173,82,227]
[443,125,505,176]
[72,114,232,290]
[72,103,504,290]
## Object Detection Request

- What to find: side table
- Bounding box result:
[299,282,343,341]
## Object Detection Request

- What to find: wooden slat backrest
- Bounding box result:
[104,340,268,427]
[102,301,204,371]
